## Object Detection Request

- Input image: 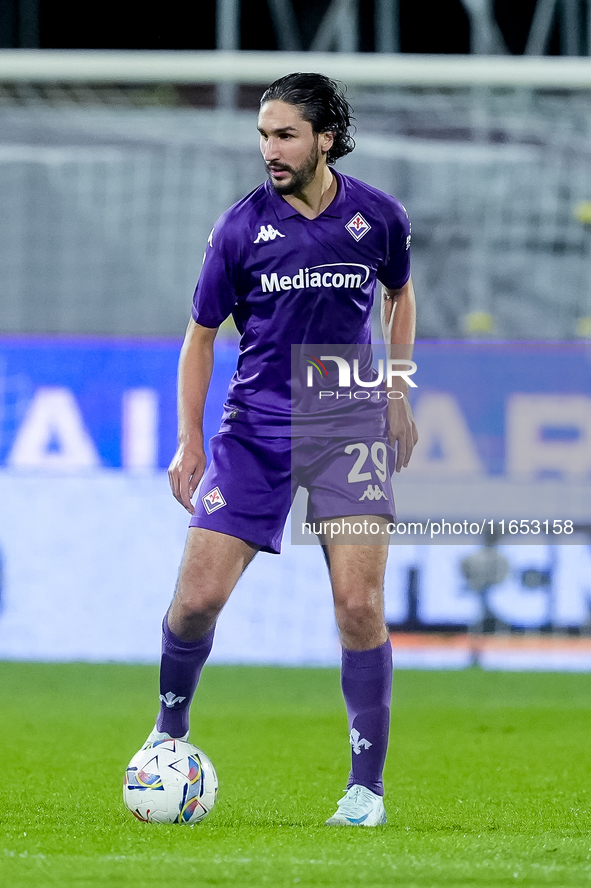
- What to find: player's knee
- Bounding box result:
[176,593,225,623]
[170,596,223,641]
[334,595,382,636]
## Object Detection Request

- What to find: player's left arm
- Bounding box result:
[381,277,419,472]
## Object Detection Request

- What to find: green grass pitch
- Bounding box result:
[1,663,591,887]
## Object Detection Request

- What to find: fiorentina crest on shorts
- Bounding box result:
[202,487,227,514]
[346,212,371,241]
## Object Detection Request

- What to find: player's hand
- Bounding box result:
[387,394,418,472]
[168,443,206,514]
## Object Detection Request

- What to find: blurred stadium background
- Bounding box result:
[1,0,591,669]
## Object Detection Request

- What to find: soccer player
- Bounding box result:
[144,73,418,827]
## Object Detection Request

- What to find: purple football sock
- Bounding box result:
[341,639,393,797]
[156,616,215,738]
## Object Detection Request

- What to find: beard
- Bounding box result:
[266,142,320,195]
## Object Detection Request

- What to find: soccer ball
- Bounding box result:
[123,738,218,824]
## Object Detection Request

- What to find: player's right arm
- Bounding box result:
[168,319,218,514]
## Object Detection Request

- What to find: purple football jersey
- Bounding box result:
[192,170,411,436]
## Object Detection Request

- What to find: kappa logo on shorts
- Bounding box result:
[346,212,371,241]
[202,486,227,513]
[359,484,388,502]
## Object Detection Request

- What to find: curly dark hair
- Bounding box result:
[260,73,355,165]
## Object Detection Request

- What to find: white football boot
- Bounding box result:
[141,725,189,750]
[325,784,387,826]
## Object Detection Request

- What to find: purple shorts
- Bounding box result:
[189,432,396,554]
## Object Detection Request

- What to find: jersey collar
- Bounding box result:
[266,169,346,221]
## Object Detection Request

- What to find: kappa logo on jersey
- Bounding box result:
[350,728,372,755]
[202,229,215,265]
[254,224,285,244]
[346,212,371,241]
[359,484,388,502]
[202,486,227,513]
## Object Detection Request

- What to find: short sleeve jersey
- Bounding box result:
[192,170,411,436]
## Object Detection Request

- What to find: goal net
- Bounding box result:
[1,51,591,339]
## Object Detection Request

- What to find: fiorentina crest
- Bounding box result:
[350,728,372,755]
[346,213,371,241]
[202,487,227,513]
